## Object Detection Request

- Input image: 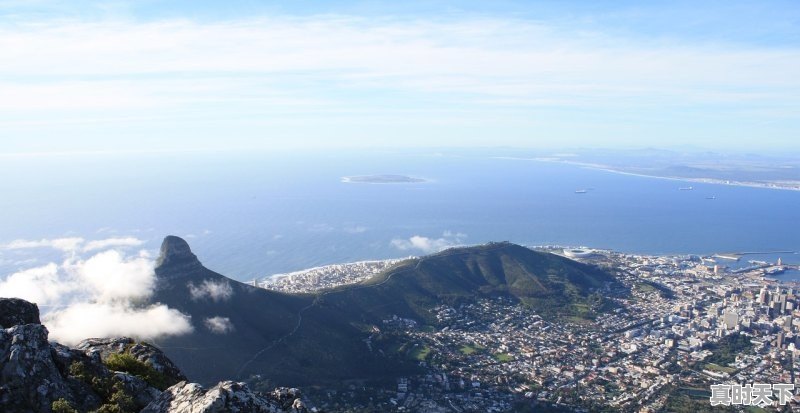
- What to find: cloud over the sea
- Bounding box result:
[1,236,145,253]
[0,236,193,345]
[390,231,467,254]
[2,237,85,252]
[82,237,145,252]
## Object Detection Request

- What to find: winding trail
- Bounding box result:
[234,243,509,379]
[233,262,416,379]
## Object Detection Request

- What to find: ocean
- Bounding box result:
[1,150,798,281]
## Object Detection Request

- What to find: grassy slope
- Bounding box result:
[314,242,620,325]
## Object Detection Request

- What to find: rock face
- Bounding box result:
[155,235,203,277]
[0,297,315,413]
[0,323,74,412]
[142,381,310,413]
[0,297,40,327]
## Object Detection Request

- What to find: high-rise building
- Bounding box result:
[758,287,769,305]
[723,310,739,330]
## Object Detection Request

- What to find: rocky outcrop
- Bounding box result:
[115,371,163,409]
[0,323,75,412]
[0,297,40,327]
[269,387,310,412]
[76,337,187,384]
[0,297,316,413]
[142,381,310,413]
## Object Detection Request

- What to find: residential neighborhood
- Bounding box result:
[261,247,800,412]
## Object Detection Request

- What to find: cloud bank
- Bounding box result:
[0,263,69,305]
[45,303,192,345]
[0,238,193,345]
[391,231,467,254]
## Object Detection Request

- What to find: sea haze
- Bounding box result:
[1,150,798,281]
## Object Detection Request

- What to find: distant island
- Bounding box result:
[341,174,427,184]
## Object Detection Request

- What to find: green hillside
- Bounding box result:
[314,242,619,324]
[150,237,622,387]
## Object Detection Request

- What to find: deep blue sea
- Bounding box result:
[1,150,798,281]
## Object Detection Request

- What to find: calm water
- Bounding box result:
[1,150,798,281]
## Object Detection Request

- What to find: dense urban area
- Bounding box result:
[260,248,800,412]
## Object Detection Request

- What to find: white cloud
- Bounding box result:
[0,263,73,305]
[82,237,144,252]
[3,237,85,252]
[390,231,467,254]
[66,250,154,302]
[188,280,233,302]
[1,236,145,253]
[0,243,193,345]
[0,16,796,115]
[44,302,192,345]
[204,316,234,334]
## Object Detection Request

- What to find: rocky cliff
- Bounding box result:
[0,298,313,413]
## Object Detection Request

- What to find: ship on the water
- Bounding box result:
[679,186,694,190]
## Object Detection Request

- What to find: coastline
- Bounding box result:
[259,245,800,292]
[494,157,800,192]
[263,258,410,282]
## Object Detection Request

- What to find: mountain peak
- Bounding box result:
[155,235,201,274]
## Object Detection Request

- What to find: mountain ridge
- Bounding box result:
[149,236,623,386]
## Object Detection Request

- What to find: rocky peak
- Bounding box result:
[0,297,41,328]
[155,236,202,276]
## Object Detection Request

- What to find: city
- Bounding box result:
[258,247,800,412]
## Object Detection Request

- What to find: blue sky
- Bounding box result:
[1,0,799,154]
